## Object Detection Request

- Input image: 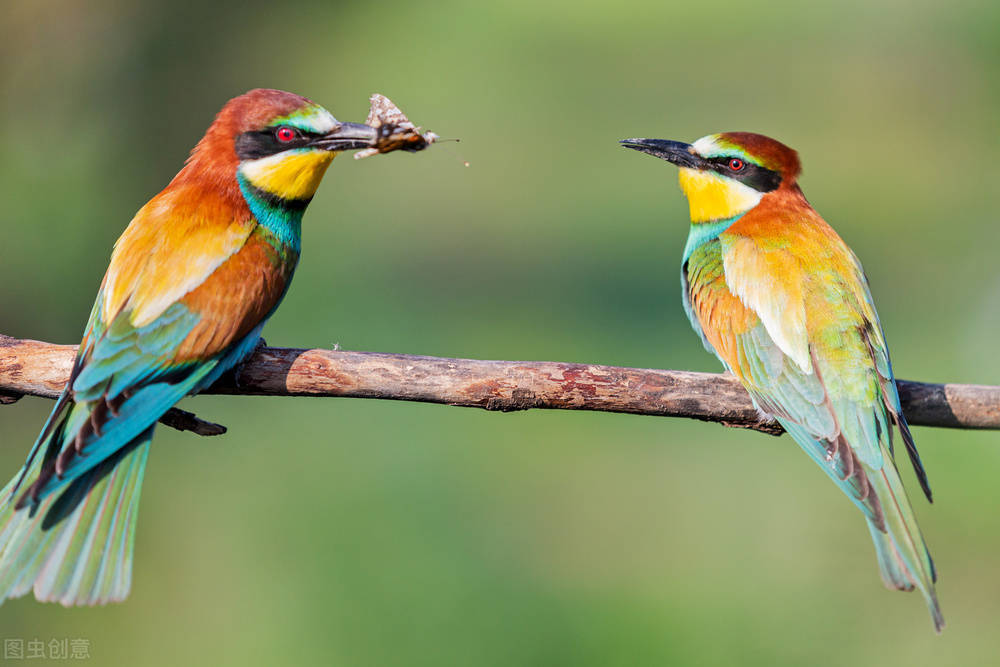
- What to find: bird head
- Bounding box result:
[620,132,800,223]
[183,88,378,204]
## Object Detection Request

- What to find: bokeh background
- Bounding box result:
[2,0,999,664]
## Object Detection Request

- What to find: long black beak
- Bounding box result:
[619,138,701,168]
[310,122,379,151]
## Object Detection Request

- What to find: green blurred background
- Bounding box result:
[2,0,999,664]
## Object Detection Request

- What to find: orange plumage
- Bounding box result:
[0,89,380,606]
[622,131,943,631]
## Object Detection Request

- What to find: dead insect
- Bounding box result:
[354,94,439,160]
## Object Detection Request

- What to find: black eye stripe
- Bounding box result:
[706,157,782,193]
[234,127,321,160]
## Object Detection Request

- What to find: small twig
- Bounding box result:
[1,334,997,436]
[0,389,23,405]
[158,408,227,436]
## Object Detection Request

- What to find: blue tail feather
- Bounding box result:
[1,326,264,606]
[0,431,151,606]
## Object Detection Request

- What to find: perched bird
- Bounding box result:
[0,89,383,606]
[620,132,942,631]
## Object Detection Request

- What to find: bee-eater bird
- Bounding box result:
[0,88,383,606]
[620,132,942,631]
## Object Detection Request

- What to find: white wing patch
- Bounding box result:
[103,199,256,328]
[720,234,812,374]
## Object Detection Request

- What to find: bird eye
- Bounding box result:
[728,158,745,171]
[275,127,297,143]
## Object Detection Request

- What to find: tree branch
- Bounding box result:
[0,336,226,436]
[1,334,998,436]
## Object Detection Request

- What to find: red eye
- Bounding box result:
[728,158,745,171]
[275,127,296,143]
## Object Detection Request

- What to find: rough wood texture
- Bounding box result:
[0,336,226,436]
[1,334,998,436]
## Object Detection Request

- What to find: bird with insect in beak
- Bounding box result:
[0,88,423,606]
[620,132,943,632]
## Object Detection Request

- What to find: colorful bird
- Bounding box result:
[0,89,385,606]
[620,132,942,631]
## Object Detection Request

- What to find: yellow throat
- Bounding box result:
[677,167,763,223]
[240,150,336,201]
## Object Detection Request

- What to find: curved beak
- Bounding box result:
[310,122,379,151]
[619,138,701,169]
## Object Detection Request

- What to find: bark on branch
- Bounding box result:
[1,334,998,437]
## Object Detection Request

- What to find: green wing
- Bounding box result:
[684,230,941,630]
